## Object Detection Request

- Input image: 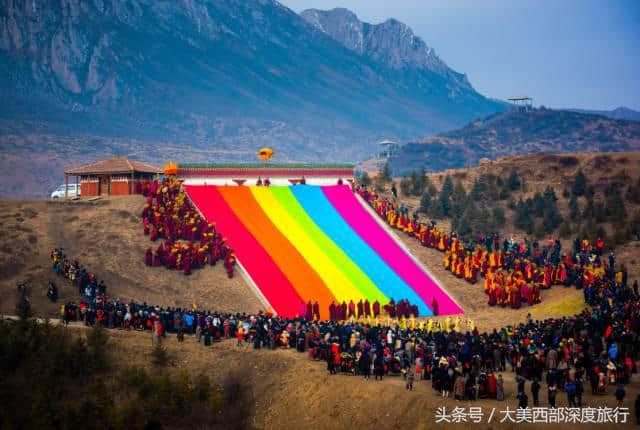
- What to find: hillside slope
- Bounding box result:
[94,328,640,430]
[371,151,640,283]
[0,196,262,317]
[0,191,604,331]
[388,108,640,174]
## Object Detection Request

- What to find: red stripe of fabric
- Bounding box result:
[185,185,303,316]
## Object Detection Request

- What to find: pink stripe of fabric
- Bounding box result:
[322,185,462,315]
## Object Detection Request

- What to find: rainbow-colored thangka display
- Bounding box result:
[185,185,462,319]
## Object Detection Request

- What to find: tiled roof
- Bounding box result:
[65,157,161,175]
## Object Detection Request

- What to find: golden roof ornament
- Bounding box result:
[164,161,178,176]
[258,147,274,160]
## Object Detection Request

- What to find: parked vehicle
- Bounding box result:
[50,183,81,199]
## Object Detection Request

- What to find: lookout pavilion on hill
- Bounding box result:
[64,157,161,197]
[378,139,399,158]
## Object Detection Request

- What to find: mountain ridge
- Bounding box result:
[300,7,472,91]
[386,108,640,175]
[567,107,640,122]
[0,0,501,142]
[0,0,504,197]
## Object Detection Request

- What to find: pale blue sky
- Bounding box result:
[281,0,640,110]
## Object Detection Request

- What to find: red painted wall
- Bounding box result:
[80,175,154,196]
[110,181,131,195]
[81,182,99,196]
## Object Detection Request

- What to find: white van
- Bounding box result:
[50,183,81,199]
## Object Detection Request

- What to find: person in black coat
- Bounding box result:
[548,384,557,408]
[47,282,58,302]
[517,391,528,409]
[360,351,371,380]
[374,354,385,380]
[327,352,336,375]
[615,384,626,407]
[531,378,541,406]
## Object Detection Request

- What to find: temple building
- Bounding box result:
[64,156,161,197]
[176,163,355,186]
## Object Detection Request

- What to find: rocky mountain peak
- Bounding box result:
[0,0,503,198]
[301,7,471,89]
[301,8,365,53]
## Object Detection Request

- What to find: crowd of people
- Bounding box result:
[357,186,628,310]
[326,298,420,320]
[42,176,640,419]
[140,179,236,277]
[50,248,107,300]
[49,236,640,415]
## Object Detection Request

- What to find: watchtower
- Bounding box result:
[507,96,533,111]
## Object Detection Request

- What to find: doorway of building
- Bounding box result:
[99,176,110,195]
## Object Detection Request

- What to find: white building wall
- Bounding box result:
[182,177,351,186]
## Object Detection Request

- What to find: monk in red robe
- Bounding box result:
[167,251,177,269]
[305,301,313,321]
[510,284,521,309]
[410,304,418,317]
[373,300,380,317]
[145,248,153,266]
[183,252,192,276]
[521,283,533,306]
[487,373,497,399]
[357,300,363,318]
[329,302,336,321]
[225,252,236,278]
[431,298,439,316]
[364,300,371,317]
[397,300,407,318]
[385,299,396,318]
[312,301,319,320]
[532,283,542,304]
[209,245,219,266]
[348,300,356,318]
[488,286,497,306]
[497,286,507,307]
[543,264,553,288]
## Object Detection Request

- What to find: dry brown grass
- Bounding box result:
[0,187,638,429]
[0,196,262,318]
[364,151,640,292]
[65,325,639,430]
[0,194,593,331]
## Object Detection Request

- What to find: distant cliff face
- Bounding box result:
[1,1,500,134]
[0,0,503,197]
[301,8,471,91]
